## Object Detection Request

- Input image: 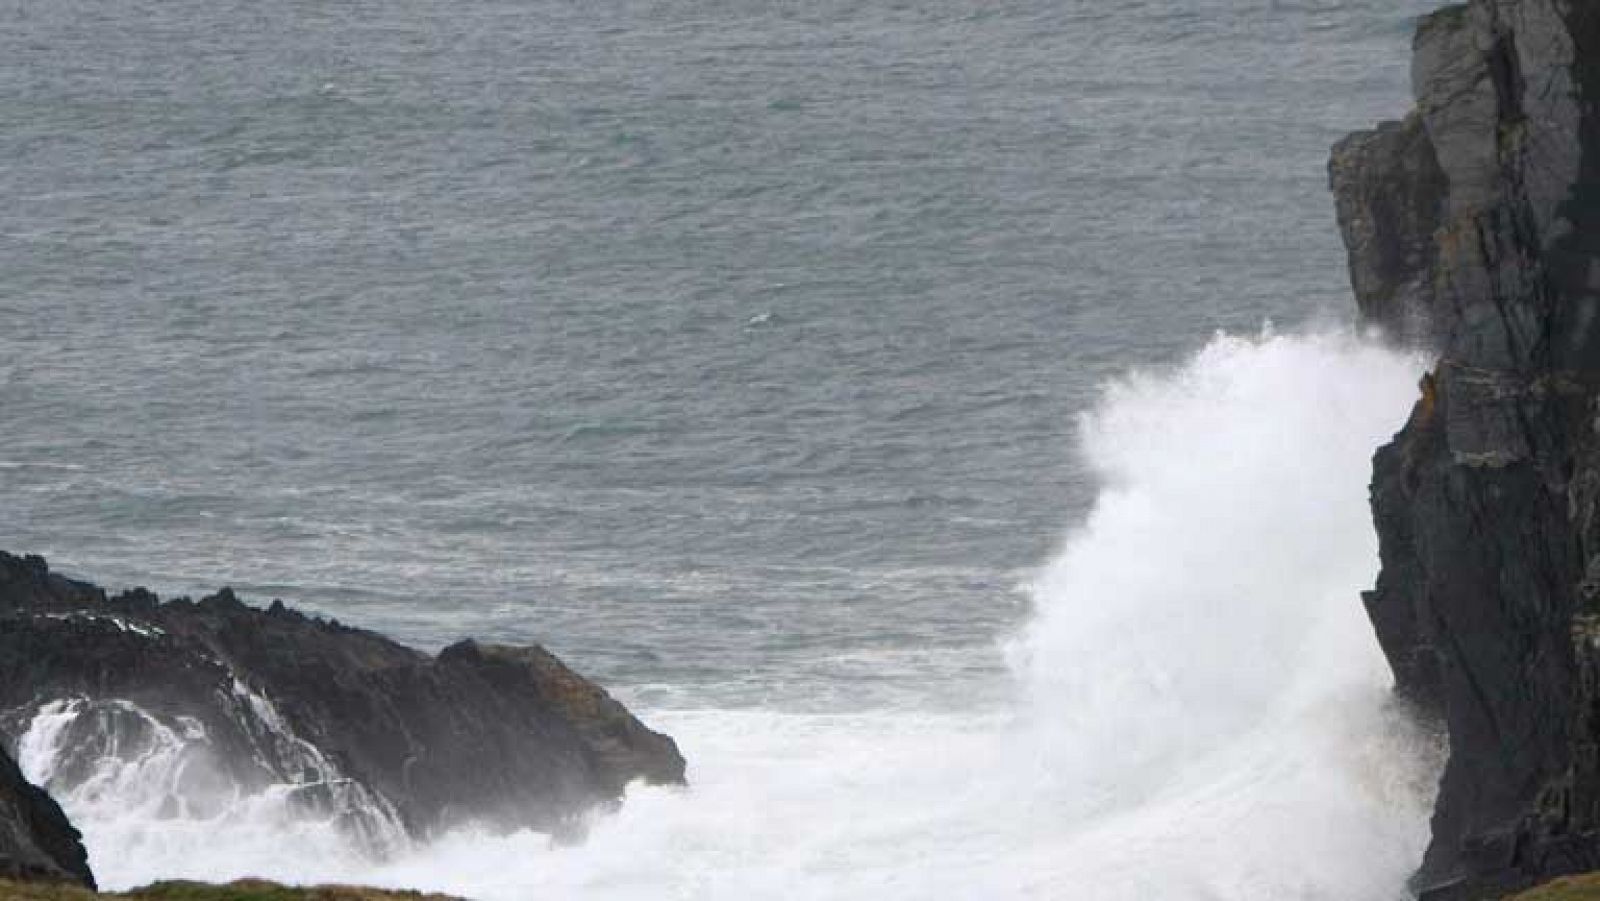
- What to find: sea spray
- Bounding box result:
[1010,328,1443,898]
[14,692,407,887]
[18,328,1442,900]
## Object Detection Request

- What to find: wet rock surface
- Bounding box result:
[0,551,685,849]
[0,747,92,889]
[1331,1,1600,897]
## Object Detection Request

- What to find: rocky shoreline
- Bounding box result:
[0,551,684,894]
[1331,0,1600,897]
[15,0,1600,898]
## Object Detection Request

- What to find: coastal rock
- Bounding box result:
[0,747,92,889]
[1330,1,1600,897]
[0,551,685,851]
[1329,111,1448,346]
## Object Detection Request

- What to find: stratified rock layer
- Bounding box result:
[1331,2,1600,897]
[0,748,91,889]
[0,551,684,847]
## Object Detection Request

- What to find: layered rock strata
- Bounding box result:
[1331,1,1600,897]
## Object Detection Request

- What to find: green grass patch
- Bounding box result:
[0,880,461,901]
[1509,873,1600,900]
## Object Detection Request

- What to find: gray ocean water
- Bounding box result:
[3,0,1432,714]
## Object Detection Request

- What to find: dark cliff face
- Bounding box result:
[1331,1,1600,897]
[0,744,92,889]
[0,551,685,852]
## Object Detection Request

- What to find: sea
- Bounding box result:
[2,0,1447,898]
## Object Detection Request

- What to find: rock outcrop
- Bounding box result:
[0,551,684,853]
[1331,1,1600,897]
[0,747,91,889]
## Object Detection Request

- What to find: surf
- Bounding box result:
[19,327,1442,900]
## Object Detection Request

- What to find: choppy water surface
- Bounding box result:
[4,1,1443,897]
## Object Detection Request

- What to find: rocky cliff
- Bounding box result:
[1330,1,1600,898]
[0,746,91,889]
[0,551,684,856]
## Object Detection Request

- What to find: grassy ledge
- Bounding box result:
[0,880,463,901]
[1508,873,1600,900]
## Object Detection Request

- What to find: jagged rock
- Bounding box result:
[1329,112,1449,346]
[0,551,685,851]
[0,746,92,889]
[1330,1,1600,897]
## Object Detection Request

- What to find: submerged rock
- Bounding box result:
[0,747,92,889]
[0,551,685,851]
[1331,1,1600,897]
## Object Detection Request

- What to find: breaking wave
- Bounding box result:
[14,328,1442,899]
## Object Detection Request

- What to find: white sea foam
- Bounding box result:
[15,691,407,887]
[17,328,1442,899]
